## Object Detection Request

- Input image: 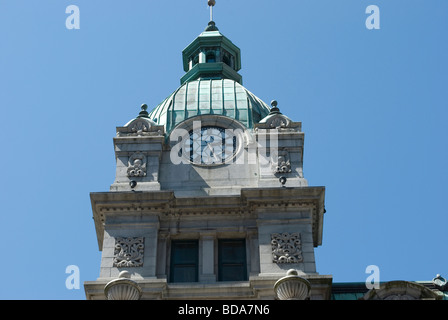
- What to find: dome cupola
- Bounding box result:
[180,20,242,85]
[146,1,271,133]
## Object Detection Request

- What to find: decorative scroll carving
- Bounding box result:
[267,115,290,129]
[116,116,163,137]
[113,237,144,267]
[130,120,150,136]
[271,232,303,263]
[127,152,147,177]
[271,149,291,174]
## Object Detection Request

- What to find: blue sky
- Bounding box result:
[0,1,447,299]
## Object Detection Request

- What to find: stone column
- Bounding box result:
[247,229,260,276]
[199,50,206,64]
[199,232,216,283]
[156,231,169,279]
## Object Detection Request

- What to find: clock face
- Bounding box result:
[183,126,237,165]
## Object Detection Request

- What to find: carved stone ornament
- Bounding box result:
[127,152,147,177]
[432,274,447,290]
[104,271,142,300]
[361,280,443,300]
[117,119,162,137]
[274,269,311,300]
[113,237,144,267]
[269,115,289,129]
[130,119,151,136]
[116,104,164,137]
[271,149,292,174]
[271,232,303,263]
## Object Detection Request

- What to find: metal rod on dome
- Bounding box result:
[208,0,216,21]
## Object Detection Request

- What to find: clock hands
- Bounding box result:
[203,141,220,163]
[185,127,236,165]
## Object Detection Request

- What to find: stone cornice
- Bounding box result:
[84,273,333,300]
[90,187,325,250]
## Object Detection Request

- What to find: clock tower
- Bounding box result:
[84,7,332,300]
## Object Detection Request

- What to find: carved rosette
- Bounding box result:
[271,232,303,263]
[113,237,145,267]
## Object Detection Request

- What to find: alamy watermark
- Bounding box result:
[65,265,80,290]
[365,264,380,289]
[65,5,380,31]
[66,5,80,30]
[366,5,380,30]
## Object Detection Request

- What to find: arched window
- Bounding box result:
[206,52,216,63]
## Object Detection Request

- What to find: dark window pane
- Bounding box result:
[206,53,216,63]
[218,239,247,281]
[220,265,246,281]
[171,266,197,283]
[170,240,198,283]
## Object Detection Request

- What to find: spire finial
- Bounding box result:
[208,0,216,22]
[269,100,281,114]
[137,104,149,118]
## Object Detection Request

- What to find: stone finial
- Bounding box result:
[269,100,281,114]
[286,269,298,276]
[137,104,149,118]
[104,270,142,300]
[432,274,447,290]
[118,270,132,279]
[274,269,310,300]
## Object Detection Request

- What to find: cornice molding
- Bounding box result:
[90,187,325,250]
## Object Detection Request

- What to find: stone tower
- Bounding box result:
[84,13,332,300]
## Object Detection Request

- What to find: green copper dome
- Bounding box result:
[147,21,271,133]
[148,78,270,133]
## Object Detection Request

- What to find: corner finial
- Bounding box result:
[269,100,281,114]
[137,104,149,118]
